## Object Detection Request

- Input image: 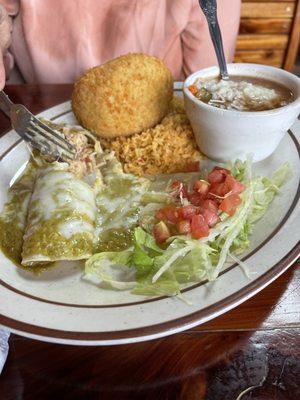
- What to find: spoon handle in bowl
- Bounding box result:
[198,0,229,80]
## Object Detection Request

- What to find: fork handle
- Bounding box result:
[0,91,14,117]
[198,0,229,80]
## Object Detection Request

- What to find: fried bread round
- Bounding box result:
[72,53,173,138]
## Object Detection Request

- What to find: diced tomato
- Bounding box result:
[188,85,198,95]
[207,169,224,184]
[208,182,227,198]
[188,192,203,206]
[155,209,166,221]
[201,208,220,228]
[184,161,200,172]
[153,221,171,244]
[201,199,219,213]
[176,220,191,235]
[193,180,210,197]
[164,207,180,224]
[190,215,209,239]
[219,194,242,216]
[223,175,245,195]
[178,205,198,220]
[171,181,188,199]
[207,167,230,184]
[155,206,179,224]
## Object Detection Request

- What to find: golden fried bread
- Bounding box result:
[72,53,173,138]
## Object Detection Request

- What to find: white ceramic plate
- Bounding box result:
[0,87,299,345]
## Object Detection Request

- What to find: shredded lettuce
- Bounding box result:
[85,161,290,297]
[85,250,135,290]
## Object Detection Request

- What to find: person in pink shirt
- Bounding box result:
[0,0,241,90]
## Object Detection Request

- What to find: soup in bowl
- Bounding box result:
[183,64,300,162]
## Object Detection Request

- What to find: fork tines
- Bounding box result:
[26,117,76,161]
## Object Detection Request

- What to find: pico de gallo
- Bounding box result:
[152,166,245,244]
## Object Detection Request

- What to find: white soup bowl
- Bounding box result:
[183,63,300,162]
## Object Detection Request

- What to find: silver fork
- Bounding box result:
[0,91,76,161]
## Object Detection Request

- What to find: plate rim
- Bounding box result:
[0,241,298,345]
[0,99,299,345]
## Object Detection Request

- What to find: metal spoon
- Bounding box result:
[198,0,229,80]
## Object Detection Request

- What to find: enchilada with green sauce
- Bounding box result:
[21,163,97,266]
[0,162,36,264]
[94,157,150,252]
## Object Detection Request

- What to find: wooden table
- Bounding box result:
[0,85,299,400]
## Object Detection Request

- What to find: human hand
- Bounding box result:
[0,4,13,90]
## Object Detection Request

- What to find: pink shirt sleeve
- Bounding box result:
[182,0,241,77]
